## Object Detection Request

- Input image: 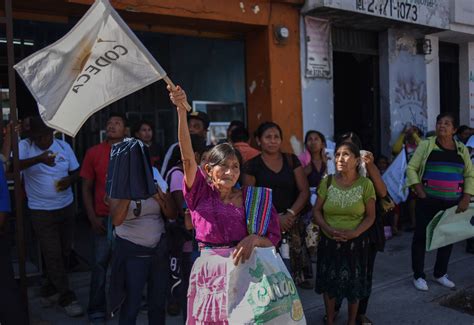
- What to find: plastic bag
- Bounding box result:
[426,203,474,251]
[305,222,320,256]
[106,138,157,200]
[227,247,306,324]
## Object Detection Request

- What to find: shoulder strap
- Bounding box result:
[326,174,333,191]
[165,166,183,187]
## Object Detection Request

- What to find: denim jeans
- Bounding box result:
[88,217,112,322]
[411,197,455,279]
[119,237,169,325]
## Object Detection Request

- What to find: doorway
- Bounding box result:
[333,51,380,154]
[439,42,460,124]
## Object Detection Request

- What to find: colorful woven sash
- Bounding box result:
[245,186,273,236]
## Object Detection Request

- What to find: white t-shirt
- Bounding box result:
[153,167,168,193]
[19,139,79,210]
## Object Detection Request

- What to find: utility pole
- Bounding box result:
[4,0,29,319]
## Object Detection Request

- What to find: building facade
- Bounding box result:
[1,0,305,153]
[4,1,473,158]
[300,0,474,156]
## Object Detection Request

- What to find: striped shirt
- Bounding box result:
[422,141,465,202]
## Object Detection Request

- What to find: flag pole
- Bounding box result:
[162,76,192,112]
[5,0,29,317]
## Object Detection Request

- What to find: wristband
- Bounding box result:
[286,208,296,217]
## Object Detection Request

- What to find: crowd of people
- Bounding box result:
[0,85,474,325]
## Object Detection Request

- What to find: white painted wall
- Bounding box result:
[451,0,474,26]
[459,43,469,126]
[301,23,430,156]
[299,17,334,147]
[385,28,428,144]
[425,36,440,132]
[471,43,474,128]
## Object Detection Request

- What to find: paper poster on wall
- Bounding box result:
[304,16,331,79]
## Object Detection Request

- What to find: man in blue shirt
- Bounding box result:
[19,117,83,317]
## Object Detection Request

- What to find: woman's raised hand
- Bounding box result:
[167,85,187,111]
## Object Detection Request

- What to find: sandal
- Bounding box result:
[323,311,339,324]
[357,314,373,325]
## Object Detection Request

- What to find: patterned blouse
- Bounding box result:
[318,176,375,238]
[183,168,281,247]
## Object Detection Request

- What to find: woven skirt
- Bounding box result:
[186,248,233,325]
[315,233,371,304]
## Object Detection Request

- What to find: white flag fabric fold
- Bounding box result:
[14,0,166,136]
[382,148,409,204]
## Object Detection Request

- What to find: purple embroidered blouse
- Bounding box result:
[184,168,281,247]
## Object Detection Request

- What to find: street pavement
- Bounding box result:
[29,231,474,324]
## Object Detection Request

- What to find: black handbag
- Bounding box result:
[367,195,396,252]
[106,138,157,200]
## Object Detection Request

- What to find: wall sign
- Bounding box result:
[315,0,450,29]
[304,16,331,79]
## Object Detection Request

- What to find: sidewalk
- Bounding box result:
[29,231,474,324]
[302,232,474,324]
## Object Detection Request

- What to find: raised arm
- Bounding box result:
[168,86,197,188]
[363,151,387,198]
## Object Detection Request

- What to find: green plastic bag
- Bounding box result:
[227,247,306,324]
[426,203,474,251]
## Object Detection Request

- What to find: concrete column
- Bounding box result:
[471,43,474,128]
[459,42,474,127]
[245,2,303,153]
[381,28,428,152]
[425,36,440,132]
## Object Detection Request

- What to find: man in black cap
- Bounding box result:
[19,116,83,317]
[160,111,209,175]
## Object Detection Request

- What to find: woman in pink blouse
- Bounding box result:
[168,86,281,324]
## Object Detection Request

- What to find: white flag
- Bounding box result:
[382,149,409,204]
[14,0,166,136]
